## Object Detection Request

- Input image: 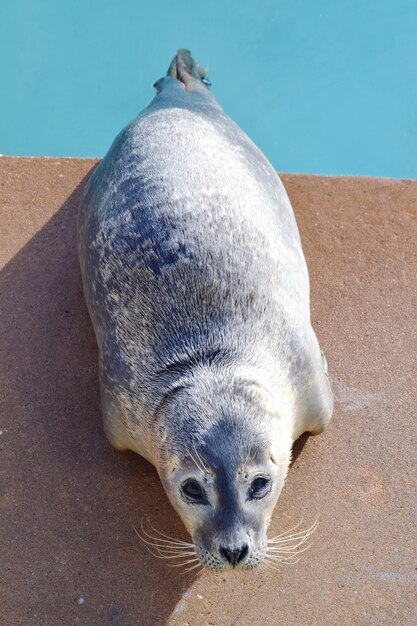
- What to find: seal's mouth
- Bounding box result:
[131,518,319,573]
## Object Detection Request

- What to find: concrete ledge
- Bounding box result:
[1,157,415,626]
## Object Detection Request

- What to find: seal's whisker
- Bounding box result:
[267,534,311,545]
[192,443,210,474]
[184,560,203,570]
[188,447,205,474]
[148,543,194,556]
[259,563,273,573]
[194,567,206,579]
[266,539,310,552]
[266,557,298,565]
[267,518,319,544]
[262,559,283,572]
[135,533,193,550]
[149,544,196,552]
[153,551,197,560]
[132,525,188,549]
[133,537,186,560]
[268,532,311,543]
[140,544,179,561]
[140,544,196,567]
[133,524,199,566]
[189,443,210,475]
[264,556,300,567]
[142,539,195,554]
[267,546,310,559]
[130,518,197,562]
[168,557,200,568]
[267,543,312,556]
[150,543,195,553]
[141,520,194,546]
[147,549,197,563]
[267,537,309,552]
[142,542,194,553]
[274,521,318,541]
[256,559,270,572]
[267,548,304,556]
[258,559,276,574]
[146,520,195,546]
[268,518,304,540]
[266,551,304,562]
[265,554,293,564]
[181,562,204,575]
[141,533,193,548]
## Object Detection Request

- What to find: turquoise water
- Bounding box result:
[1,0,416,177]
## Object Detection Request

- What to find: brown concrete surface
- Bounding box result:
[0,156,416,626]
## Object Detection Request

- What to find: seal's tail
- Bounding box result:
[166,49,211,90]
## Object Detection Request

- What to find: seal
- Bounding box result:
[78,49,333,571]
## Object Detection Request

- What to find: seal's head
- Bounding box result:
[153,371,293,570]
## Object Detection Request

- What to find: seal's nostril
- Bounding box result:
[239,544,249,562]
[219,546,229,563]
[220,544,249,567]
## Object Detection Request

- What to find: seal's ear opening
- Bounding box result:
[270,452,278,466]
[270,449,292,467]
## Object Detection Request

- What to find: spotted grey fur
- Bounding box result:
[78,49,333,571]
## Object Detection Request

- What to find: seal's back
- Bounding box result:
[78,49,332,459]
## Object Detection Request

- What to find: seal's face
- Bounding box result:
[165,450,288,570]
[158,406,292,570]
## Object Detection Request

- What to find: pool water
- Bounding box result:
[1,0,416,177]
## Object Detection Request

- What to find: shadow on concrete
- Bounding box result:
[3,160,416,625]
[0,172,195,626]
[290,432,310,466]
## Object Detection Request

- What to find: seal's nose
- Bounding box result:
[219,544,249,567]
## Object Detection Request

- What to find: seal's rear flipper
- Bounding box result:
[163,49,211,92]
[153,49,213,96]
[168,49,209,85]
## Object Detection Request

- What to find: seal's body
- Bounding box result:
[78,50,333,570]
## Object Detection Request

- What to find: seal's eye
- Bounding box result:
[249,476,271,500]
[181,479,208,504]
